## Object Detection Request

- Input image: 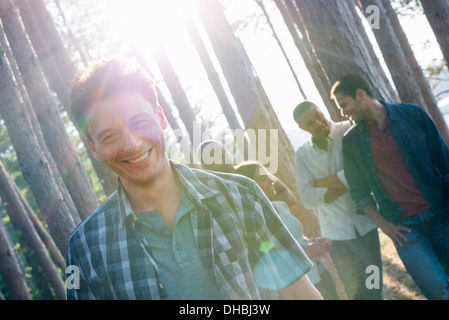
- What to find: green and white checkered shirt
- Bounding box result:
[66,161,312,299]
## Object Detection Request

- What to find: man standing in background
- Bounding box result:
[293,101,382,300]
[331,74,449,300]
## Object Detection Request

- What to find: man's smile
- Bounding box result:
[125,147,152,164]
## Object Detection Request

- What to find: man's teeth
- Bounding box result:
[128,151,149,164]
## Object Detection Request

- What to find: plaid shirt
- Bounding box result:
[66,161,312,300]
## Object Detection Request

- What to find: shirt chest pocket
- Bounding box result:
[396,125,426,149]
[390,130,429,170]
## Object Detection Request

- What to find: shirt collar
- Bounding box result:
[356,100,396,133]
[117,160,221,229]
[379,100,398,122]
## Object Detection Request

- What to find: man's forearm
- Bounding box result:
[324,187,347,203]
[362,203,386,226]
[362,203,411,247]
[279,275,323,300]
[314,175,346,189]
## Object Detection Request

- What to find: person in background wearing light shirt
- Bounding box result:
[293,101,382,300]
[235,161,339,300]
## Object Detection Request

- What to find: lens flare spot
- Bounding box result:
[259,241,274,253]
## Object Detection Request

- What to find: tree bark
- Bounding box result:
[0,21,77,257]
[183,12,244,132]
[13,180,66,270]
[293,0,397,102]
[0,0,99,219]
[53,0,91,66]
[150,41,204,158]
[359,0,449,145]
[351,1,399,99]
[420,0,449,68]
[0,159,66,299]
[275,0,342,121]
[195,0,298,194]
[17,0,117,196]
[255,0,308,101]
[0,217,31,300]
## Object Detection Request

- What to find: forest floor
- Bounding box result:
[379,231,426,300]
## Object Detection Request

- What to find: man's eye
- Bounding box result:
[133,119,150,129]
[103,133,117,143]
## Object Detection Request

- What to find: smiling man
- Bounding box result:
[293,101,381,300]
[65,57,321,300]
[331,74,449,300]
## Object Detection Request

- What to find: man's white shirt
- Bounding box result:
[295,120,376,241]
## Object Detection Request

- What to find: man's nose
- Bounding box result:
[122,128,142,152]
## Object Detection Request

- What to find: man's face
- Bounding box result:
[297,105,330,140]
[334,91,367,122]
[86,91,167,187]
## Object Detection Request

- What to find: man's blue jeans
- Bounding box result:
[397,210,449,300]
[329,229,383,300]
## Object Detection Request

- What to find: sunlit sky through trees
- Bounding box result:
[48,0,447,150]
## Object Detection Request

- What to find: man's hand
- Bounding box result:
[363,204,411,247]
[314,175,348,203]
[314,175,346,189]
[323,187,347,203]
[304,238,332,258]
[378,220,411,247]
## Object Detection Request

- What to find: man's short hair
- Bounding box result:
[330,74,374,100]
[69,56,158,139]
[234,161,262,180]
[293,101,316,124]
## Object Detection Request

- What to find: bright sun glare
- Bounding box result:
[112,0,190,46]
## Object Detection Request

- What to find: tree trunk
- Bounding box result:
[0,0,99,219]
[12,180,66,270]
[195,0,298,193]
[420,0,449,68]
[150,41,203,158]
[53,0,91,66]
[0,22,76,257]
[0,159,66,299]
[359,0,449,145]
[293,0,397,102]
[278,0,371,300]
[382,0,449,143]
[17,0,117,196]
[350,1,399,100]
[0,15,81,228]
[255,0,308,100]
[0,217,31,300]
[183,12,244,132]
[276,0,343,121]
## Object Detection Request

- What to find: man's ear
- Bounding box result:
[355,88,368,101]
[157,106,168,130]
[85,137,103,161]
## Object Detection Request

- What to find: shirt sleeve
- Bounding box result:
[336,169,349,188]
[418,106,449,188]
[342,134,376,214]
[248,181,313,291]
[66,234,98,300]
[295,149,328,209]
